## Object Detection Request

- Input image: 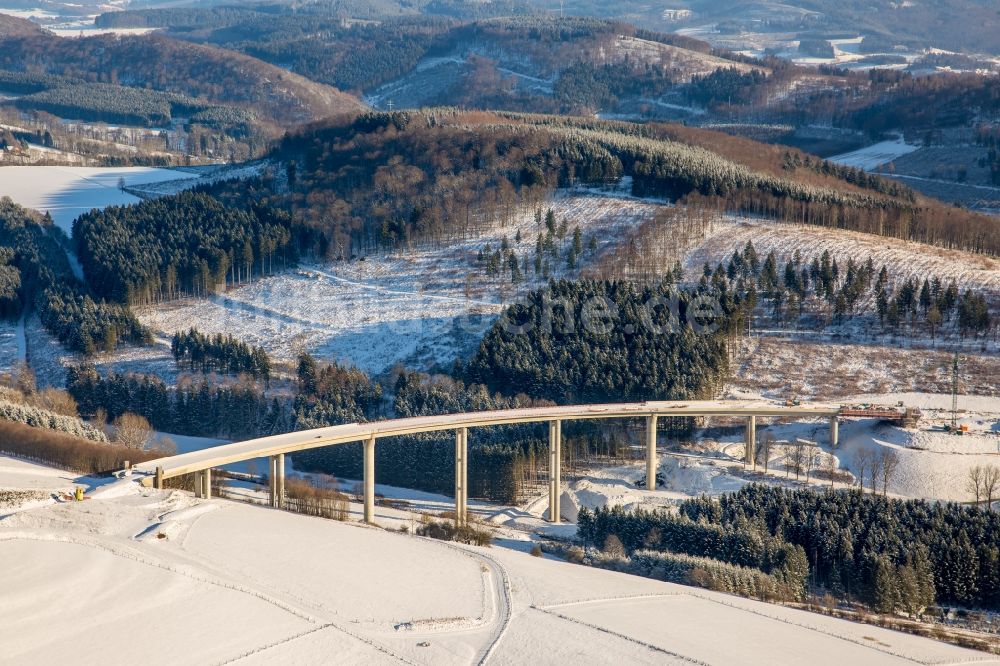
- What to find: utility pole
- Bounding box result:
[951,351,959,431]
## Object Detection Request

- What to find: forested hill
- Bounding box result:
[200,110,998,260]
[90,10,740,113]
[0,32,363,127]
[0,14,44,38]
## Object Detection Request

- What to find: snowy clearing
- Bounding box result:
[828,138,921,171]
[684,216,1000,297]
[0,166,199,232]
[138,193,665,374]
[1,457,995,665]
[732,337,1000,400]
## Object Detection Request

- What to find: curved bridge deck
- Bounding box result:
[134,400,842,524]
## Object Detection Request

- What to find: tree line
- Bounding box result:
[171,328,271,384]
[680,485,1000,612]
[66,366,289,440]
[706,241,993,339]
[202,111,1000,264]
[463,278,732,404]
[578,505,811,598]
[73,191,295,305]
[0,198,147,354]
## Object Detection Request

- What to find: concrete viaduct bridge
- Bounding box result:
[134,400,841,525]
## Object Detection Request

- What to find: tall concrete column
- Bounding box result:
[203,467,212,500]
[193,470,202,498]
[549,420,561,524]
[268,456,277,507]
[154,466,164,490]
[549,421,556,522]
[554,420,561,523]
[745,415,756,465]
[646,414,658,490]
[275,454,284,508]
[830,415,839,448]
[465,431,470,522]
[455,428,468,527]
[363,435,375,524]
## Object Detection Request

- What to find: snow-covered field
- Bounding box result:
[47,25,155,37]
[1,455,995,665]
[0,166,199,232]
[138,193,665,375]
[828,138,921,171]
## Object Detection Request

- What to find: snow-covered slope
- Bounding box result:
[1,456,997,665]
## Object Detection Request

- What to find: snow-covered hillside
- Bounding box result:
[1,454,995,665]
[684,216,1000,297]
[137,192,664,375]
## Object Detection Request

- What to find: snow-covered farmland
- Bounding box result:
[1,456,995,665]
[0,166,199,232]
[828,137,920,171]
[138,194,665,375]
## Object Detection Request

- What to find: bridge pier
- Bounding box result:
[830,415,839,448]
[646,415,658,490]
[269,454,285,508]
[455,428,468,527]
[363,435,375,525]
[745,415,756,465]
[202,467,212,499]
[549,420,561,524]
[154,466,163,490]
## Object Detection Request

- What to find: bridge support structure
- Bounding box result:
[455,428,468,527]
[363,435,375,524]
[549,420,562,524]
[193,468,212,499]
[830,415,839,448]
[745,415,756,465]
[269,454,285,508]
[646,415,658,490]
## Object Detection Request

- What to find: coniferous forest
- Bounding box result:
[73,192,295,305]
[0,198,147,354]
[578,483,1000,613]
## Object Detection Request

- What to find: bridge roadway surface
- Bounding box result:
[134,400,840,480]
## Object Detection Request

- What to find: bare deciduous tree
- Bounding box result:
[789,441,806,481]
[825,451,838,487]
[967,465,985,505]
[802,442,818,483]
[982,466,1000,511]
[755,431,774,473]
[603,534,626,558]
[113,412,152,450]
[869,454,884,495]
[854,449,871,492]
[879,450,899,497]
[37,387,78,417]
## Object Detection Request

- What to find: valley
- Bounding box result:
[0,1,999,663]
